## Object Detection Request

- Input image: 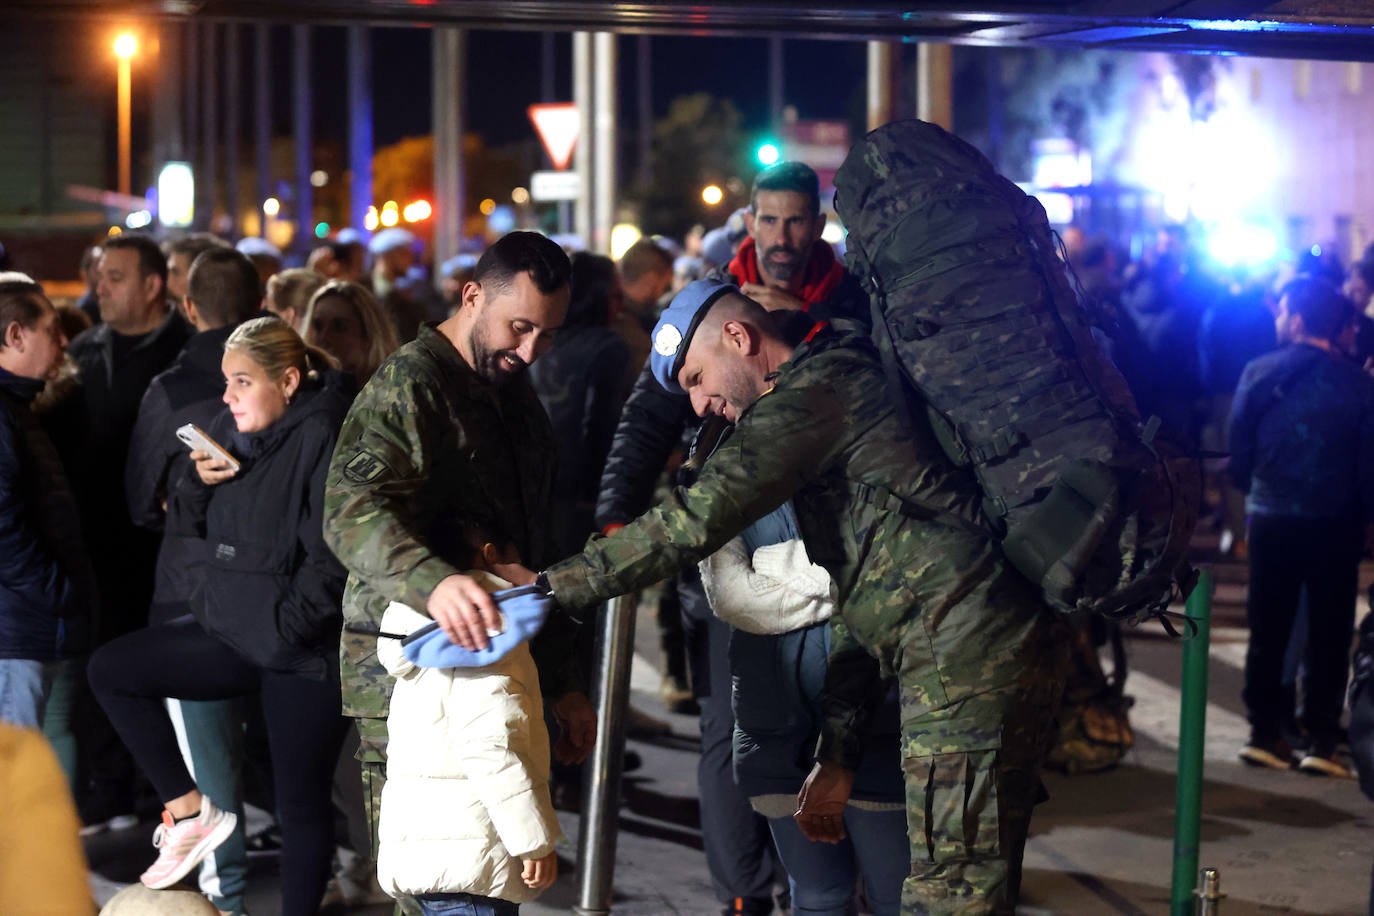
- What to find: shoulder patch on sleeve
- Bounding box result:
[342,449,392,484]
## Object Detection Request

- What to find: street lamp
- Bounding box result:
[113,33,137,197]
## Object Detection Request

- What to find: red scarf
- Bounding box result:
[728,237,846,310]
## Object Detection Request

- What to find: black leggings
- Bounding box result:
[88,619,348,916]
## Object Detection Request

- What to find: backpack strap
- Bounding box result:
[845,479,992,540]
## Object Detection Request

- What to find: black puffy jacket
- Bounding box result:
[125,318,286,625]
[0,368,93,660]
[168,370,351,678]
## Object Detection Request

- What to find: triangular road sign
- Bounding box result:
[527,103,580,171]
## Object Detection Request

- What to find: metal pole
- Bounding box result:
[348,25,374,236]
[432,28,466,274]
[573,32,593,247]
[225,24,241,238]
[201,21,218,229]
[592,32,616,254]
[916,42,953,130]
[1170,568,1213,916]
[152,23,183,165]
[636,35,651,188]
[866,41,894,132]
[1197,866,1225,915]
[117,56,132,197]
[768,37,784,129]
[293,24,313,252]
[185,23,199,193]
[255,24,272,236]
[574,594,637,916]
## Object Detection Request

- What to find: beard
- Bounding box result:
[720,359,765,423]
[761,244,804,283]
[468,322,527,386]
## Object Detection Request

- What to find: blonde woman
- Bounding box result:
[264,266,327,333]
[300,280,400,386]
[88,316,351,913]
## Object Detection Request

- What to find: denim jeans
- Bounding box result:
[416,892,519,916]
[0,658,56,728]
[768,806,908,916]
[40,658,78,790]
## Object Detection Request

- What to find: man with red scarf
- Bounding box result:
[593,162,865,916]
[725,161,848,315]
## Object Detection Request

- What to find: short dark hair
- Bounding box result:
[473,231,571,295]
[165,232,228,263]
[617,238,672,285]
[0,278,48,349]
[187,248,263,328]
[104,234,169,291]
[752,161,821,216]
[1280,276,1353,342]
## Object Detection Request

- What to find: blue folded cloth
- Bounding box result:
[399,585,552,668]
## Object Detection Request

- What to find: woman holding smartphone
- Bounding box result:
[89,316,351,914]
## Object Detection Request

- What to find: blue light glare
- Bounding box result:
[1310,244,1322,257]
[1206,222,1279,268]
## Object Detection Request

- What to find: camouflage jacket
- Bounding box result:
[324,323,580,719]
[545,327,1047,767]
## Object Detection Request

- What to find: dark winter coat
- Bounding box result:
[1229,342,1374,520]
[0,367,93,660]
[169,370,352,679]
[125,319,281,625]
[529,324,630,560]
[65,307,193,639]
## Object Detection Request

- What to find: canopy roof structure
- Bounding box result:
[12,2,1374,60]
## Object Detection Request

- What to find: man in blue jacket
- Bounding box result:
[1230,276,1374,777]
[0,276,92,729]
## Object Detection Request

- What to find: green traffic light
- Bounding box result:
[757,143,780,166]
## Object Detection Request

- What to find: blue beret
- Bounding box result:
[400,585,553,668]
[439,253,478,278]
[650,278,737,394]
[368,227,418,255]
[235,237,282,259]
[700,227,734,267]
[334,228,364,246]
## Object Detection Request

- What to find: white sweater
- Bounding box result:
[376,594,561,903]
[699,536,837,635]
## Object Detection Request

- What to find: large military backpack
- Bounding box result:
[833,119,1201,623]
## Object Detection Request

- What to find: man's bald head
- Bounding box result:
[688,292,774,356]
[676,292,792,423]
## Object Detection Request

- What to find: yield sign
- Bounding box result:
[527,103,580,171]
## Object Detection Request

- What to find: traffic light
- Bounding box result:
[756,142,780,166]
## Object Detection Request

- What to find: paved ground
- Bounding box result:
[87,566,1374,915]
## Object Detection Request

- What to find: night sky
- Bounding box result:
[313,27,870,150]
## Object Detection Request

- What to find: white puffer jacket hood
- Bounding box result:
[376,587,560,903]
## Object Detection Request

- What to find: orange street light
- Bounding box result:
[114,34,138,196]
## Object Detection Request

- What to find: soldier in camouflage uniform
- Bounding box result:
[321,233,595,908]
[516,280,1068,915]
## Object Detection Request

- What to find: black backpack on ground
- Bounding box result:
[833,118,1201,623]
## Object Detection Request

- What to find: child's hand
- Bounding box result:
[521,850,557,889]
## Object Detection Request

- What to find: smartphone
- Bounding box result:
[175,423,241,473]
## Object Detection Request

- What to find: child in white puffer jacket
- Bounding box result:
[375,558,560,916]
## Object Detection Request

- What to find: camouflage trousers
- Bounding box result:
[354,716,422,916]
[897,643,1068,914]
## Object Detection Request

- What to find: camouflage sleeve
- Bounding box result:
[323,361,461,611]
[545,379,848,610]
[814,616,887,770]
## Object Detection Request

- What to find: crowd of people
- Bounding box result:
[1,154,1372,916]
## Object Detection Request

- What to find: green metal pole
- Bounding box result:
[1171,568,1214,916]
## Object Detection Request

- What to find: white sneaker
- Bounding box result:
[139,797,237,890]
